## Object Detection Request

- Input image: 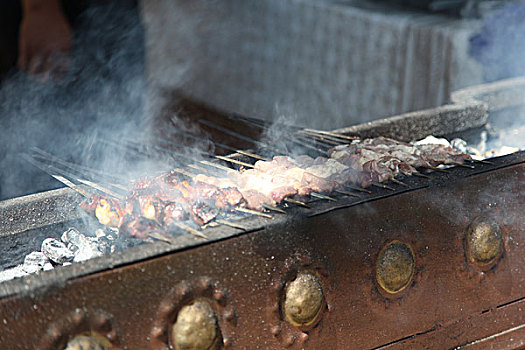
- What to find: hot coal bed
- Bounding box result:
[0,78,524,350]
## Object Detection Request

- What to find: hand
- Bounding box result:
[18,0,72,81]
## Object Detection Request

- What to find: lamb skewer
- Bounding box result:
[77,135,472,241]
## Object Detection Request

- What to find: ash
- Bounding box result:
[417,130,522,161]
[0,226,135,283]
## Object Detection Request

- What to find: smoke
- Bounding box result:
[256,105,309,158]
[0,1,163,200]
[469,2,525,152]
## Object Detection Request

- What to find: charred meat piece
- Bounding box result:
[190,200,219,226]
[215,187,244,209]
[119,215,167,239]
[80,195,123,228]
[239,189,276,211]
[163,201,189,227]
[79,194,101,216]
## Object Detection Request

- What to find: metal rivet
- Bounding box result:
[106,331,117,342]
[64,335,110,350]
[283,334,295,346]
[269,302,280,312]
[223,336,232,348]
[466,217,503,266]
[151,326,164,338]
[72,310,85,325]
[93,314,109,329]
[160,301,175,315]
[198,277,212,289]
[376,240,415,294]
[223,306,235,322]
[270,325,281,336]
[171,300,219,350]
[297,332,309,343]
[212,290,224,302]
[178,285,190,296]
[282,272,324,327]
[270,282,281,292]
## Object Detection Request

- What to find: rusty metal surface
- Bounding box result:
[333,102,487,142]
[0,156,522,349]
[451,76,525,112]
[0,187,82,236]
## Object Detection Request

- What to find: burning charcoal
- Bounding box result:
[41,238,74,264]
[190,201,218,226]
[451,138,468,154]
[62,227,105,262]
[22,252,50,274]
[95,228,107,238]
[61,227,84,246]
[67,243,79,253]
[95,236,112,255]
[73,241,104,262]
[0,265,28,283]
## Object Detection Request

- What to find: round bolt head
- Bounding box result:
[376,241,415,294]
[283,272,324,327]
[467,217,503,266]
[171,300,218,350]
[64,334,110,350]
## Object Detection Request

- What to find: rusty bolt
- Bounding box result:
[64,334,110,350]
[466,217,503,266]
[376,240,415,294]
[282,272,324,327]
[171,300,219,350]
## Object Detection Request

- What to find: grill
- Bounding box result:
[0,78,524,349]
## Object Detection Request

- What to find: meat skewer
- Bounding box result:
[74,135,472,241]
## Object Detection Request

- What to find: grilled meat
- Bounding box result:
[81,136,471,238]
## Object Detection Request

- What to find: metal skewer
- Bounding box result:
[299,131,350,145]
[310,192,337,201]
[236,207,273,219]
[284,198,311,208]
[345,185,372,194]
[412,171,431,179]
[24,155,105,197]
[31,147,127,186]
[162,129,271,162]
[334,189,361,198]
[199,119,289,155]
[301,128,359,141]
[174,222,209,239]
[223,114,333,154]
[390,178,409,187]
[167,120,272,162]
[214,154,337,203]
[215,219,248,231]
[215,155,254,169]
[51,175,90,198]
[452,162,475,169]
[262,203,286,214]
[76,179,125,200]
[423,165,449,173]
[465,158,493,165]
[147,231,177,244]
[371,182,396,191]
[171,168,284,219]
[235,150,270,161]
